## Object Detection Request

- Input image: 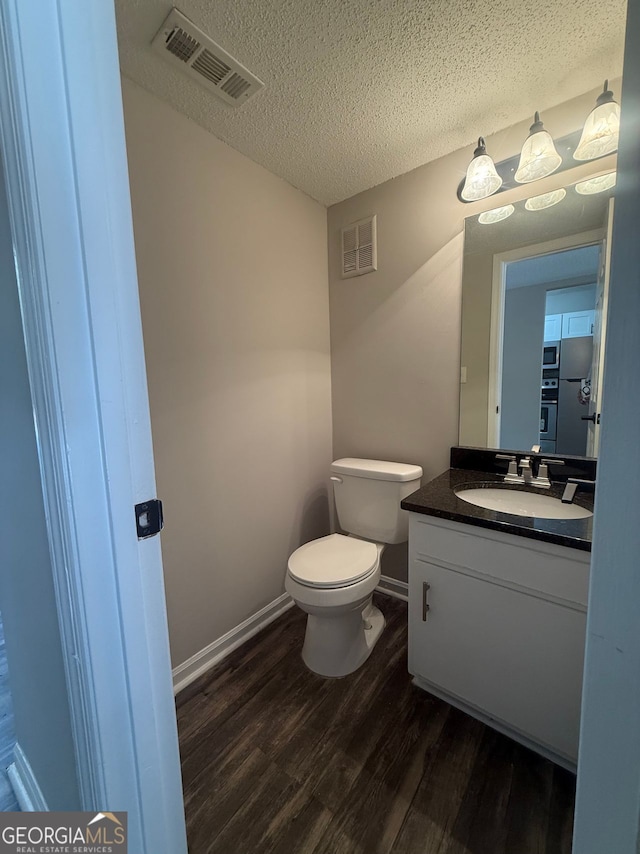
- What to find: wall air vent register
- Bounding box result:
[341,216,378,278]
[151,8,264,107]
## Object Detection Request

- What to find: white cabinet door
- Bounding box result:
[409,557,586,762]
[562,310,595,338]
[544,313,562,341]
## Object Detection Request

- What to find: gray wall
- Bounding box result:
[122,79,333,669]
[500,285,546,450]
[0,167,79,808]
[459,251,494,447]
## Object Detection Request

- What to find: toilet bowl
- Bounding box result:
[285,533,385,678]
[285,457,422,678]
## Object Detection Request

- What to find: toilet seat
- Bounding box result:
[288,533,379,589]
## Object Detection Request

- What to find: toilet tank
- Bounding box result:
[330,458,423,544]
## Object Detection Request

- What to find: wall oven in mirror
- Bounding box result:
[540,401,558,454]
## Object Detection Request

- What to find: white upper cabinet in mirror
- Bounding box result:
[459,171,616,458]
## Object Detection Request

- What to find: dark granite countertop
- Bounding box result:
[401,468,593,552]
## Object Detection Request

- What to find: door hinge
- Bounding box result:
[135,499,164,539]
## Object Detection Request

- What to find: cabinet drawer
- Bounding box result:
[410,515,589,606]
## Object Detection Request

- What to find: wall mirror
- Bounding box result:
[459,170,615,459]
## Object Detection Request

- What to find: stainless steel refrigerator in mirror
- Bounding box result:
[556,336,593,455]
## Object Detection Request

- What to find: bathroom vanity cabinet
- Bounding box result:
[408,513,590,768]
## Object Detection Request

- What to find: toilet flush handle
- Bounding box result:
[330,476,343,483]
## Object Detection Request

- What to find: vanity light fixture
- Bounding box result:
[575,171,617,195]
[461,137,502,201]
[478,204,515,224]
[459,84,619,203]
[524,188,566,211]
[574,81,620,161]
[514,112,562,183]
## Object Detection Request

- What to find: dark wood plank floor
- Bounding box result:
[177,595,575,854]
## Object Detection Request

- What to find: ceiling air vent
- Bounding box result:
[151,8,264,107]
[341,216,378,278]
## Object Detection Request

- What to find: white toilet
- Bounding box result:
[285,458,422,677]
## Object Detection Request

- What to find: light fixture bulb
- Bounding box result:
[478,204,515,225]
[575,172,617,195]
[525,188,566,211]
[461,137,503,201]
[514,112,562,183]
[574,81,620,161]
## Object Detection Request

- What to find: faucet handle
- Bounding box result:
[539,458,563,475]
[496,453,519,481]
[537,458,562,485]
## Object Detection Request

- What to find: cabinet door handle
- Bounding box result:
[422,582,431,621]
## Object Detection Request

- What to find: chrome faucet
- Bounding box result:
[495,453,565,488]
[518,456,533,484]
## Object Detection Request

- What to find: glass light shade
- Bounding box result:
[514,113,562,183]
[575,172,617,195]
[525,188,566,211]
[478,204,515,224]
[574,83,620,161]
[461,138,502,201]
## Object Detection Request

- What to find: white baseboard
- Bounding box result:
[376,574,408,602]
[7,743,48,811]
[173,593,294,695]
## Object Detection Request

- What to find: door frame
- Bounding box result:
[0,2,186,851]
[573,0,640,843]
[586,198,614,456]
[487,229,604,447]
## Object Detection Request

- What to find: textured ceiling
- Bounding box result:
[114,0,627,206]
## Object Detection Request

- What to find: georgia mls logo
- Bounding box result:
[0,811,127,853]
[86,812,126,843]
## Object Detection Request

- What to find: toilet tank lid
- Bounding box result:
[331,458,423,482]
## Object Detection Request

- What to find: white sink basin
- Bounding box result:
[454,487,593,520]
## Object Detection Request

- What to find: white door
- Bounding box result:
[586,198,614,456]
[0,2,187,852]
